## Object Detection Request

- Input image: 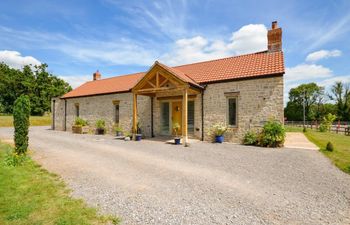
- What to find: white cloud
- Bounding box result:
[57,39,156,66]
[161,24,268,65]
[307,14,350,51]
[0,50,41,69]
[285,64,333,82]
[306,49,342,62]
[318,75,350,87]
[104,0,188,39]
[228,24,268,55]
[59,75,91,88]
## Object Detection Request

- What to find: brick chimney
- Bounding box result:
[267,21,282,52]
[93,70,101,81]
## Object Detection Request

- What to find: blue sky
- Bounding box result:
[0,0,350,102]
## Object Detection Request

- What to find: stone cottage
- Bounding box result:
[52,21,284,143]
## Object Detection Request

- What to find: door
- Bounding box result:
[172,101,182,135]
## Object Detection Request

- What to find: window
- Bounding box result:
[227,98,237,126]
[188,101,194,133]
[161,102,170,134]
[115,104,120,124]
[75,104,79,117]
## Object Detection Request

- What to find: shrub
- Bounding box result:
[319,113,336,132]
[74,117,88,126]
[113,124,123,132]
[243,131,258,145]
[210,123,228,136]
[136,121,142,134]
[13,95,31,155]
[259,120,286,147]
[173,122,180,137]
[303,127,307,133]
[95,119,105,129]
[4,151,28,167]
[326,142,334,152]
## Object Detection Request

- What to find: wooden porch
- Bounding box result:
[131,61,202,145]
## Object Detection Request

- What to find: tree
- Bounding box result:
[285,83,324,120]
[13,95,31,155]
[0,63,72,115]
[329,82,350,121]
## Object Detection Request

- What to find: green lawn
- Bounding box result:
[284,125,303,132]
[0,142,119,225]
[0,116,51,127]
[285,125,350,174]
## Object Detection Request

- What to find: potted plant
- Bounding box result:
[211,123,228,143]
[95,119,105,135]
[173,122,181,145]
[124,131,131,141]
[114,124,123,136]
[135,121,142,141]
[72,117,89,134]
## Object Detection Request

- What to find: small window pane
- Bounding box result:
[115,104,119,124]
[75,105,79,117]
[228,98,237,126]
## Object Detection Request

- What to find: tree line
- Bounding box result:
[0,63,72,116]
[285,82,350,121]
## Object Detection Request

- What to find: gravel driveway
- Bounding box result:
[0,126,350,225]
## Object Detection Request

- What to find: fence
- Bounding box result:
[285,121,350,136]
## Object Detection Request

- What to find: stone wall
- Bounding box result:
[51,97,65,131]
[52,93,152,137]
[52,75,283,142]
[203,76,284,142]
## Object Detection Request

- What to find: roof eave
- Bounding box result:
[198,72,284,85]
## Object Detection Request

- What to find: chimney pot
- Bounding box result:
[267,21,282,52]
[272,21,278,29]
[93,70,101,81]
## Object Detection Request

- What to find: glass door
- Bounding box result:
[160,102,170,135]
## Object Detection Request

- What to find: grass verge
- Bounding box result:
[285,125,350,174]
[284,125,303,132]
[0,141,119,225]
[0,116,51,127]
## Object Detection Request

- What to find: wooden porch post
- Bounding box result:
[133,92,138,135]
[182,88,188,146]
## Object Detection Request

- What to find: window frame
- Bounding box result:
[112,100,120,124]
[75,103,79,117]
[226,96,238,128]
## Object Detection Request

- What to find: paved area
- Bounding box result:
[284,132,319,150]
[1,126,350,225]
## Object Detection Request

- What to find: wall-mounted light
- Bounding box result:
[176,106,180,111]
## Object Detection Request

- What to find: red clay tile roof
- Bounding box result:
[62,51,284,98]
[62,72,145,98]
[155,61,202,88]
[175,51,284,83]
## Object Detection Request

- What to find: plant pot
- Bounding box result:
[96,128,105,135]
[116,131,123,136]
[135,134,142,141]
[215,135,224,143]
[81,126,89,134]
[72,125,89,134]
[174,137,181,145]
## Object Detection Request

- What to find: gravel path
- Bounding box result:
[0,126,350,225]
